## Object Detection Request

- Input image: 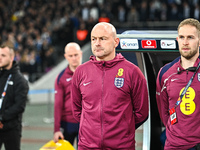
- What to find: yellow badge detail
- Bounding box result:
[117,68,124,76]
[180,87,196,115]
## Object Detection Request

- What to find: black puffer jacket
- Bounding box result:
[0,61,29,131]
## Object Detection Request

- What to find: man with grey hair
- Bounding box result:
[71,22,149,150]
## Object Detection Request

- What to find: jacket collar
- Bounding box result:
[177,56,200,73]
[90,53,124,70]
[66,65,74,75]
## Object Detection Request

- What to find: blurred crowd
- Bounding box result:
[0,0,199,82]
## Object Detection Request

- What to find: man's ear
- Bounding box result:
[115,37,120,48]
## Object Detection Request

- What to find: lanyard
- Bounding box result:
[175,62,200,107]
[0,74,12,109]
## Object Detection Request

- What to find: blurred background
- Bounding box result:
[0,0,199,150]
[0,0,199,83]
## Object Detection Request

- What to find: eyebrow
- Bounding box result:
[178,34,195,36]
[91,35,108,38]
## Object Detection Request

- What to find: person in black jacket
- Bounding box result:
[0,43,29,150]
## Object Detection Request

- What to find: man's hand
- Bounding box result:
[0,121,3,129]
[53,131,64,143]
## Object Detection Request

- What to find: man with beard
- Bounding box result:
[156,18,200,150]
[0,44,29,150]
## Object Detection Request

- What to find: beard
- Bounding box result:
[180,49,198,60]
[179,45,199,60]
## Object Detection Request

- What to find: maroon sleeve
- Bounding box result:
[71,70,82,122]
[156,69,169,126]
[132,67,149,128]
[54,75,64,132]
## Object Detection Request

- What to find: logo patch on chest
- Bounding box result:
[66,77,72,82]
[179,87,196,115]
[114,68,124,88]
[114,78,124,88]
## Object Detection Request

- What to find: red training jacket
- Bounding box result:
[54,66,78,133]
[156,56,200,149]
[71,53,149,149]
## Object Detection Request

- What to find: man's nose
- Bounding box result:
[95,39,101,46]
[183,38,189,45]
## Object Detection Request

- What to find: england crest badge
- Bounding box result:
[114,77,124,88]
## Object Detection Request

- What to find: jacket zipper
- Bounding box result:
[101,65,105,149]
